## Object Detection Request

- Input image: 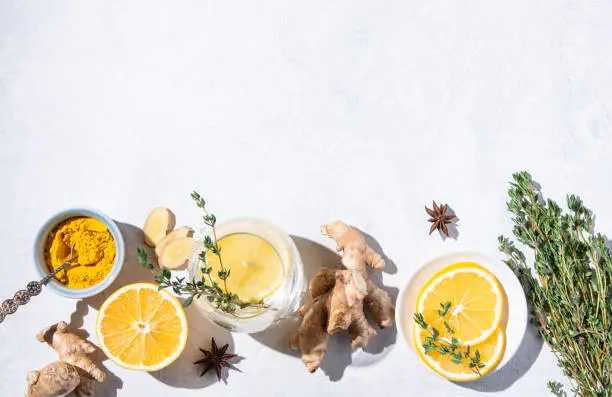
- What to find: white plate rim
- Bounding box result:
[395,251,528,380]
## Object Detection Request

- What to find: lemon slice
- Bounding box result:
[207,233,284,302]
[415,326,506,382]
[417,262,504,345]
[96,283,188,371]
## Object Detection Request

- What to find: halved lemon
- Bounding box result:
[415,326,506,382]
[417,262,504,346]
[96,283,188,371]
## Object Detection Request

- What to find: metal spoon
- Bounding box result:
[0,245,77,324]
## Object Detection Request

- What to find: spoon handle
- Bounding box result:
[0,258,75,324]
[42,259,74,285]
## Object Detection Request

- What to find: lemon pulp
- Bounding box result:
[207,233,284,302]
[96,283,188,371]
[414,262,506,381]
[417,262,504,345]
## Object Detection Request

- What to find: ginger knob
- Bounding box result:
[292,221,395,373]
[28,321,106,396]
[158,237,196,270]
[27,362,81,397]
[155,226,194,257]
[143,207,176,247]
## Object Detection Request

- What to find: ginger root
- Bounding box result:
[155,226,194,257]
[158,236,197,270]
[291,221,395,373]
[143,208,195,270]
[28,321,105,397]
[27,362,81,397]
[143,207,176,247]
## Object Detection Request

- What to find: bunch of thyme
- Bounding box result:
[499,171,612,396]
[414,301,485,375]
[138,191,245,313]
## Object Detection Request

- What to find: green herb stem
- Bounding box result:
[414,302,484,376]
[500,171,612,396]
[137,192,254,314]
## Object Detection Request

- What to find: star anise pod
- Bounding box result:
[425,201,456,237]
[194,337,238,382]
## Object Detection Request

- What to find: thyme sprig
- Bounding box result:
[499,171,612,396]
[138,191,249,313]
[414,301,485,375]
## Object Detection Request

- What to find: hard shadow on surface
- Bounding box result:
[149,304,235,388]
[452,267,542,393]
[251,236,352,381]
[430,204,460,241]
[250,236,341,357]
[58,222,150,397]
[422,202,461,241]
[82,221,235,390]
[353,230,399,357]
[360,283,398,356]
[441,205,460,241]
[67,300,123,397]
[455,323,543,392]
[358,229,398,275]
[84,222,154,311]
[251,235,398,381]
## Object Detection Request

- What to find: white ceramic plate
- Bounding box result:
[396,252,528,379]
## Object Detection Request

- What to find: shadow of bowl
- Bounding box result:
[84,222,155,310]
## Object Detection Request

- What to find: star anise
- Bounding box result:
[425,201,456,237]
[194,337,238,382]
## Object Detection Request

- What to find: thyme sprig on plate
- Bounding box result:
[414,301,485,375]
[499,171,612,396]
[138,192,247,313]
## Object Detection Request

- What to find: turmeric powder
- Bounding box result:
[45,217,116,289]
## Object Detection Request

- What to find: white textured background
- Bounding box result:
[1,1,611,396]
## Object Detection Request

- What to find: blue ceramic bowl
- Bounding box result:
[33,208,125,299]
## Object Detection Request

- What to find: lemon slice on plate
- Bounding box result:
[96,283,188,371]
[415,327,506,381]
[417,262,504,345]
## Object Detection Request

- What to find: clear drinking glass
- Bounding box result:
[187,218,305,333]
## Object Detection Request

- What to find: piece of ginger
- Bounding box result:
[28,321,105,397]
[291,221,395,373]
[155,226,194,257]
[143,207,176,247]
[27,361,81,397]
[158,236,196,270]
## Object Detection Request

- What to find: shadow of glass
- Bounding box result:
[250,236,341,361]
[149,305,235,388]
[251,235,398,381]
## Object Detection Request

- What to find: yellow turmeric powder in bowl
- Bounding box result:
[45,217,116,289]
